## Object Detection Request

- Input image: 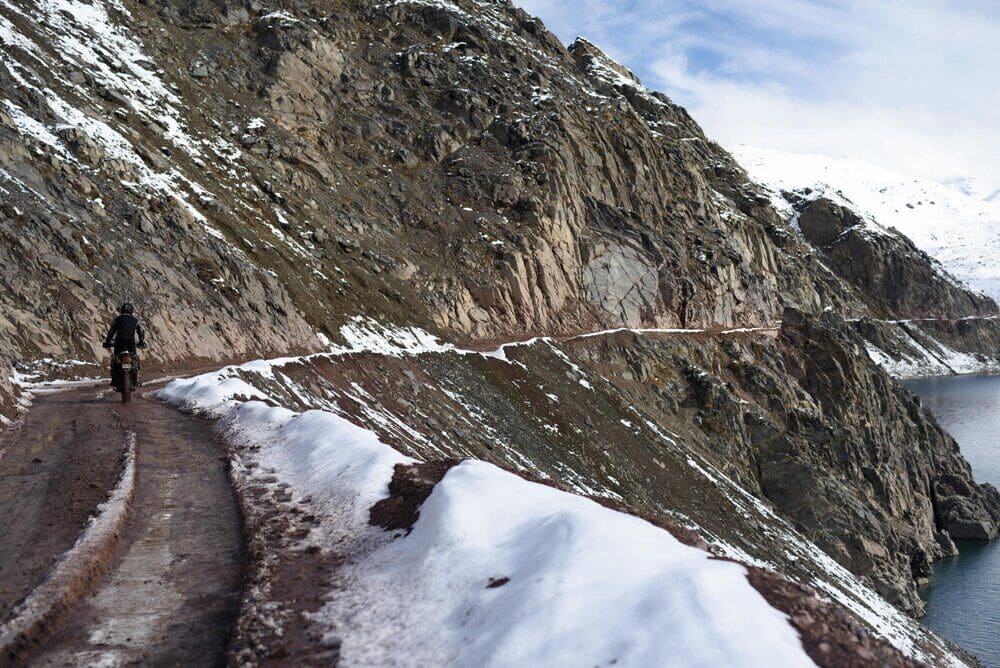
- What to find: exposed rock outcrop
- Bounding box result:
[790,195,996,319]
[852,316,1000,378]
[1,0,998,654]
[556,308,1000,616]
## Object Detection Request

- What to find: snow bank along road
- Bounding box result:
[0,320,947,666]
[156,318,941,667]
[0,380,244,665]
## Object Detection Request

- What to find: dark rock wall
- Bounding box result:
[565,310,1000,615]
[0,0,985,361]
[118,0,862,341]
[793,197,997,319]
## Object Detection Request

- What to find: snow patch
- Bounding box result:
[160,368,815,668]
[339,459,813,667]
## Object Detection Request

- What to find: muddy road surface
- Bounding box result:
[0,381,245,666]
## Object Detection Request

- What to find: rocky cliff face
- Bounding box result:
[0,0,862,374]
[767,189,1000,378]
[852,316,1000,378]
[790,194,996,319]
[226,0,861,338]
[771,311,1000,600]
[560,309,1000,616]
[2,0,998,646]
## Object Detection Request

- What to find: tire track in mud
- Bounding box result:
[0,435,136,659]
[0,383,246,666]
[0,384,127,622]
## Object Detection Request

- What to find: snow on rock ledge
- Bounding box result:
[856,318,1000,379]
[731,145,1000,304]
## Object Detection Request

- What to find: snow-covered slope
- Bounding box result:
[730,145,1000,303]
[156,318,972,666]
[160,367,813,667]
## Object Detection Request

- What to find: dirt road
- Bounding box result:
[0,384,126,619]
[0,381,245,665]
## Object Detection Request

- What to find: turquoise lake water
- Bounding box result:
[906,375,1000,667]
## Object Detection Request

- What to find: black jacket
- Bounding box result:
[104,314,145,347]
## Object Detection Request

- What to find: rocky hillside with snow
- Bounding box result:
[2,0,1000,664]
[159,320,961,666]
[732,146,1000,304]
[732,145,1000,378]
[0,0,865,379]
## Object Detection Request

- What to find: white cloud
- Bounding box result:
[516,0,1000,189]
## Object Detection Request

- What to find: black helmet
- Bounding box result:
[120,303,134,315]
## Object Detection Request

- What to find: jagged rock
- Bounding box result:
[567,308,1000,616]
[421,127,463,162]
[797,197,860,247]
[793,195,997,319]
[394,149,420,168]
[189,60,210,78]
[583,239,658,324]
[935,530,959,557]
[138,217,156,234]
[940,492,1000,539]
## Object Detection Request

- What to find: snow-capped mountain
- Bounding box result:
[730,145,1000,303]
[945,177,994,201]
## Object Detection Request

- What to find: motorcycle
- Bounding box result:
[110,349,141,403]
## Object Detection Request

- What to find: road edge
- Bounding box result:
[0,432,137,661]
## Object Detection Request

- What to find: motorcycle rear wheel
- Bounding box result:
[121,367,132,403]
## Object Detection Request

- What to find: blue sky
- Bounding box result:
[516,0,1000,188]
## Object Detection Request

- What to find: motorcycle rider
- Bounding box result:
[103,303,146,354]
[103,303,146,388]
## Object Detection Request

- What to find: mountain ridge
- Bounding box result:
[1,0,998,663]
[732,144,1000,304]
